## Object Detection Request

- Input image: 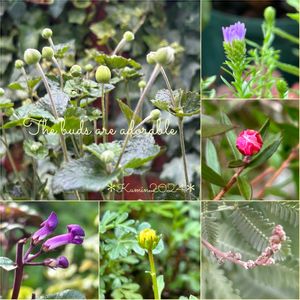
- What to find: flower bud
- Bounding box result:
[44,256,69,269]
[100,150,115,163]
[0,88,4,97]
[15,59,24,69]
[138,228,160,251]
[236,129,263,156]
[95,65,111,83]
[138,80,146,89]
[276,79,288,98]
[42,46,54,60]
[84,64,93,72]
[264,6,276,23]
[24,49,41,65]
[154,46,175,65]
[123,31,135,42]
[150,109,161,121]
[41,28,53,39]
[70,65,82,77]
[30,142,41,152]
[146,52,156,65]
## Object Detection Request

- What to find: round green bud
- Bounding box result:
[70,65,82,77]
[149,109,161,121]
[84,64,93,72]
[100,150,115,163]
[138,80,146,89]
[15,59,24,69]
[0,88,5,96]
[30,142,41,152]
[146,51,156,65]
[41,28,53,39]
[264,6,276,23]
[138,228,161,251]
[154,46,175,65]
[123,31,135,42]
[24,49,41,65]
[42,47,54,60]
[95,65,111,83]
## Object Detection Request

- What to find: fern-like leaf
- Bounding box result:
[268,202,299,227]
[202,202,218,244]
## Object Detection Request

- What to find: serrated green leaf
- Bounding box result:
[202,162,226,187]
[0,257,16,271]
[52,155,121,193]
[24,140,48,160]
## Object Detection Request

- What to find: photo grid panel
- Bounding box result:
[200,0,299,299]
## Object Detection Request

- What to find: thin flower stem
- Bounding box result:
[12,239,25,299]
[52,57,64,90]
[101,84,107,143]
[159,67,190,199]
[48,38,55,49]
[93,120,98,144]
[112,38,126,55]
[36,63,69,164]
[25,249,42,263]
[114,64,161,170]
[21,68,33,101]
[213,164,246,200]
[148,250,160,300]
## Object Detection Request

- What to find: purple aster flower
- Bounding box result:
[44,256,69,269]
[222,21,246,43]
[32,212,58,245]
[42,224,85,252]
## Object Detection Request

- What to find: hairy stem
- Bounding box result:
[148,250,159,300]
[101,84,107,143]
[12,239,25,299]
[114,64,160,170]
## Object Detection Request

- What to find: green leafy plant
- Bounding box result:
[100,202,200,299]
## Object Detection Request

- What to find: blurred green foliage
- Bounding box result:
[100,201,200,299]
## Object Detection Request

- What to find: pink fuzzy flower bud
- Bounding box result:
[272,225,286,241]
[236,129,263,156]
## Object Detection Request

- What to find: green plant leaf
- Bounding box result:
[0,257,16,271]
[205,139,220,194]
[202,162,226,187]
[0,98,13,109]
[237,176,252,200]
[117,99,142,125]
[157,275,165,299]
[248,137,282,169]
[180,91,200,116]
[258,119,270,139]
[153,239,164,255]
[93,53,141,70]
[43,289,86,299]
[202,124,235,138]
[220,112,241,159]
[52,155,121,193]
[228,159,247,168]
[276,61,300,77]
[8,81,25,90]
[151,89,179,112]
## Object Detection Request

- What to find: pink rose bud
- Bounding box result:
[236,129,263,156]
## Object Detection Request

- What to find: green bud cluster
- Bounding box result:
[42,47,54,60]
[223,40,246,67]
[24,49,41,65]
[70,65,82,77]
[146,46,175,65]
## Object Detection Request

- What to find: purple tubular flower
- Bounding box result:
[42,224,85,252]
[44,256,69,269]
[222,21,246,43]
[32,212,58,245]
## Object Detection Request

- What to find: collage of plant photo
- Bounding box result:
[0,0,299,300]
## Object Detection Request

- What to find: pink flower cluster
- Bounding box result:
[236,129,263,156]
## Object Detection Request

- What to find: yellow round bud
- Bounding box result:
[150,109,161,121]
[41,28,53,39]
[95,65,111,83]
[24,49,41,65]
[42,47,54,60]
[138,228,160,251]
[15,59,24,69]
[123,31,135,42]
[138,80,146,89]
[70,65,82,77]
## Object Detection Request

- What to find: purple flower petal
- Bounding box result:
[57,256,69,268]
[32,212,58,244]
[222,21,246,43]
